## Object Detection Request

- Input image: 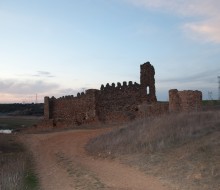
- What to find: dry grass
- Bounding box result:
[86,111,220,190]
[0,135,39,190]
[86,111,220,155]
[0,153,26,190]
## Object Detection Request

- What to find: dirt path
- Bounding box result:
[21,129,171,190]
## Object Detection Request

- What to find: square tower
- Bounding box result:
[140,62,157,102]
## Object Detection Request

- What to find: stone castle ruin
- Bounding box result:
[169,89,202,112]
[44,62,202,127]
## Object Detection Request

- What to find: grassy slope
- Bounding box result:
[86,111,220,190]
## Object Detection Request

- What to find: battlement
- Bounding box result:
[44,62,157,126]
[100,81,140,91]
[44,61,202,128]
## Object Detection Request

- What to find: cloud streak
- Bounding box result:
[158,68,220,84]
[32,71,55,78]
[124,0,220,43]
[0,79,59,95]
[0,78,89,103]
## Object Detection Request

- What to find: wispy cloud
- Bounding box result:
[159,68,220,84]
[157,69,220,99]
[0,79,59,95]
[32,71,55,78]
[57,88,83,96]
[124,0,220,43]
[183,19,220,43]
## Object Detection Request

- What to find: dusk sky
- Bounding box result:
[1,0,220,103]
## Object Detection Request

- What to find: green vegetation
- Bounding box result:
[0,135,39,190]
[202,100,220,106]
[0,117,42,130]
[0,103,44,116]
[24,168,39,189]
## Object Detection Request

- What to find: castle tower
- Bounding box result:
[140,62,157,102]
[44,96,50,119]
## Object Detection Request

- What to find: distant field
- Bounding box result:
[0,116,43,130]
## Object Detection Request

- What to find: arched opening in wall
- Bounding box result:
[146,86,150,95]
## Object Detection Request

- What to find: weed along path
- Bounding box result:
[21,129,170,190]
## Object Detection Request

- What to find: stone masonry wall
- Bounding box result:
[140,62,157,102]
[169,89,202,112]
[44,62,158,126]
[96,81,142,123]
[44,96,50,119]
[44,62,202,126]
[95,62,157,123]
[44,62,203,128]
[45,89,99,126]
[138,102,169,118]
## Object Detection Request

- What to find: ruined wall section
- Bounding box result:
[169,89,202,112]
[138,102,169,117]
[96,82,142,123]
[44,96,51,119]
[43,62,159,126]
[140,62,157,102]
[47,89,99,126]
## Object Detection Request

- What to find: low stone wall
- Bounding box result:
[138,102,169,117]
[169,89,202,113]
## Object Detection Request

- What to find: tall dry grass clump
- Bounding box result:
[0,135,39,190]
[86,111,220,155]
[0,153,26,190]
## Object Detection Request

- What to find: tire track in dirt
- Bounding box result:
[21,129,171,190]
[55,152,106,190]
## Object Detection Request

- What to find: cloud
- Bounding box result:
[57,88,83,96]
[32,71,55,78]
[159,68,220,84]
[17,71,55,78]
[183,19,220,43]
[156,68,220,100]
[123,0,220,43]
[0,79,59,95]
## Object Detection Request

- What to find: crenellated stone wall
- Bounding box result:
[44,62,158,126]
[44,89,99,126]
[43,62,203,128]
[169,89,202,112]
[96,81,142,123]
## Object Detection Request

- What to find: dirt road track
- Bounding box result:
[21,129,171,190]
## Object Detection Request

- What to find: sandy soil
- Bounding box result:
[21,129,172,190]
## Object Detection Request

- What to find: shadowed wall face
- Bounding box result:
[140,62,157,102]
[44,97,50,119]
[96,62,157,123]
[169,89,202,112]
[44,90,99,126]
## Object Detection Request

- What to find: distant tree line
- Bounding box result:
[0,103,44,116]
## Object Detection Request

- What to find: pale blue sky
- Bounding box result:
[0,0,220,103]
